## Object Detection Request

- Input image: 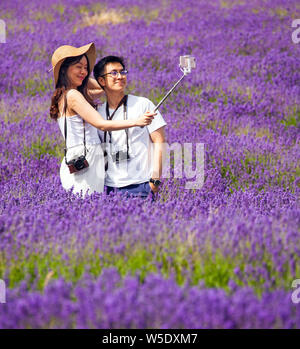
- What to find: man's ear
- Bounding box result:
[98,77,105,88]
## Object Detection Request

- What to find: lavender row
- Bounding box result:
[1,0,299,117]
[1,268,299,329]
[0,169,298,293]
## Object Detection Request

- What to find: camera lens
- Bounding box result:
[74,159,85,170]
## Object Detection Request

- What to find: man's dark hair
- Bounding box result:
[93,56,125,87]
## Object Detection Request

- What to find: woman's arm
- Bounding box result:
[67,89,155,131]
[87,78,105,99]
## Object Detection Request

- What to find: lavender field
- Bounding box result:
[0,0,299,329]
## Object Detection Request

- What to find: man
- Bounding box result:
[93,56,166,198]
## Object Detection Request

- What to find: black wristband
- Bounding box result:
[150,178,161,187]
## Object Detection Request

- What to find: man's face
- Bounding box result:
[98,62,127,94]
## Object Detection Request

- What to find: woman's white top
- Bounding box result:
[57,100,104,197]
[57,114,100,148]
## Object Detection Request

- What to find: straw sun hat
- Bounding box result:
[50,42,96,86]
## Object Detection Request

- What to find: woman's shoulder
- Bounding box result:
[66,89,87,109]
[57,90,82,118]
[66,89,81,100]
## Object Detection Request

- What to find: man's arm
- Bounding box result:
[149,126,166,193]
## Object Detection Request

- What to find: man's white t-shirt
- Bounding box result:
[97,94,167,187]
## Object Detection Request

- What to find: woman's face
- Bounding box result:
[67,55,88,89]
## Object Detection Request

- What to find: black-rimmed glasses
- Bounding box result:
[101,69,128,78]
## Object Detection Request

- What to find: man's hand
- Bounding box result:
[136,111,156,127]
[149,181,159,193]
[149,126,166,194]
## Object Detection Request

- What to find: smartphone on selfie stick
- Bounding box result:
[153,55,196,112]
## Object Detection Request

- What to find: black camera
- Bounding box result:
[67,155,89,174]
[111,150,130,163]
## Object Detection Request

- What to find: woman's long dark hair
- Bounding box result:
[50,54,95,120]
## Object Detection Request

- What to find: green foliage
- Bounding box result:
[19,75,53,97]
[220,163,240,190]
[23,137,64,160]
[281,106,300,128]
[196,253,233,289]
[112,248,157,281]
[54,4,65,15]
[2,237,299,296]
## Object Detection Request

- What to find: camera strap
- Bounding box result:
[104,95,129,158]
[63,92,87,164]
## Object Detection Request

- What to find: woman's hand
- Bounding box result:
[135,111,156,127]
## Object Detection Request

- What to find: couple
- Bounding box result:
[50,42,166,198]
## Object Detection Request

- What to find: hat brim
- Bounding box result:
[51,43,96,87]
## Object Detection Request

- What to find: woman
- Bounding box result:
[50,43,155,196]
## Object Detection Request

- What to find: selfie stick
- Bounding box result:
[154,55,195,112]
[153,74,186,112]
